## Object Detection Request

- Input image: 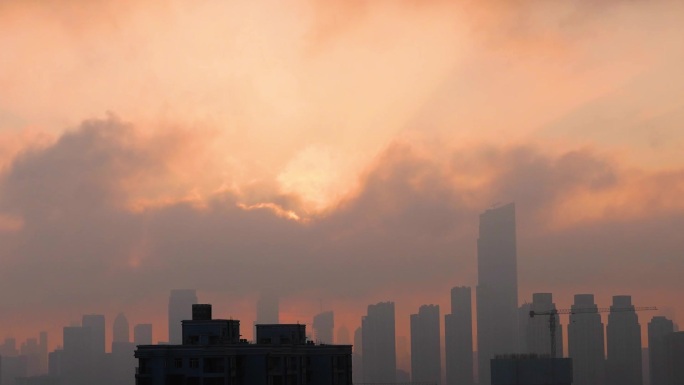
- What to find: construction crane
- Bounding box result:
[529,306,657,358]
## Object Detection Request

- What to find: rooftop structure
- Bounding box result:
[135,304,352,385]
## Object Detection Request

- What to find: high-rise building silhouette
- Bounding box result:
[313,311,334,344]
[411,304,441,384]
[567,294,605,385]
[353,327,363,384]
[113,313,130,343]
[518,302,531,353]
[476,203,519,385]
[336,325,351,345]
[445,286,473,385]
[361,301,396,383]
[256,290,279,324]
[81,314,105,354]
[39,331,48,375]
[19,337,41,376]
[62,325,95,385]
[568,294,605,385]
[168,289,198,344]
[648,316,674,385]
[527,293,563,357]
[665,332,684,384]
[606,295,642,385]
[134,324,153,345]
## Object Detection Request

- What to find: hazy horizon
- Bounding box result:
[1,0,683,354]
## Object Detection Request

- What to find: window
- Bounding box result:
[138,358,149,374]
[204,378,225,385]
[204,357,225,373]
[174,358,183,369]
[189,358,199,369]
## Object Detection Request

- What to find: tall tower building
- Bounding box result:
[518,302,531,353]
[568,294,605,385]
[39,331,48,374]
[113,313,130,343]
[256,291,279,324]
[527,293,563,357]
[445,286,473,385]
[313,311,334,344]
[168,289,198,344]
[476,203,519,385]
[353,327,363,384]
[665,332,684,384]
[134,324,153,345]
[337,325,351,345]
[648,316,674,385]
[606,295,642,385]
[82,314,105,354]
[362,301,396,384]
[411,304,441,384]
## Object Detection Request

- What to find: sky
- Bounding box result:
[1,0,683,355]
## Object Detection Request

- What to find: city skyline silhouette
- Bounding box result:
[1,1,683,384]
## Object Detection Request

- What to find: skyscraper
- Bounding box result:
[82,314,105,354]
[664,332,684,384]
[518,302,531,353]
[336,325,351,345]
[648,316,674,385]
[168,289,198,344]
[445,286,473,385]
[134,323,154,345]
[353,327,363,384]
[527,293,563,357]
[113,313,130,343]
[411,304,441,384]
[476,203,519,385]
[256,290,279,324]
[362,301,396,383]
[568,294,605,385]
[313,311,334,344]
[606,295,642,385]
[39,331,48,374]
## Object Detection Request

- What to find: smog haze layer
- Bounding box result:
[1,0,683,347]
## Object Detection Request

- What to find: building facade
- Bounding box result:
[568,294,605,385]
[491,355,573,385]
[445,286,473,385]
[606,295,642,385]
[648,316,674,385]
[169,290,198,345]
[312,311,334,345]
[410,304,441,384]
[665,332,684,385]
[136,304,351,385]
[135,324,154,346]
[477,203,519,385]
[527,293,563,357]
[361,301,396,383]
[114,313,130,344]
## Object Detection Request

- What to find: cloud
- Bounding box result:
[0,119,682,328]
[1,0,683,344]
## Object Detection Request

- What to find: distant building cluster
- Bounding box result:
[351,203,682,385]
[0,311,152,385]
[3,202,684,385]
